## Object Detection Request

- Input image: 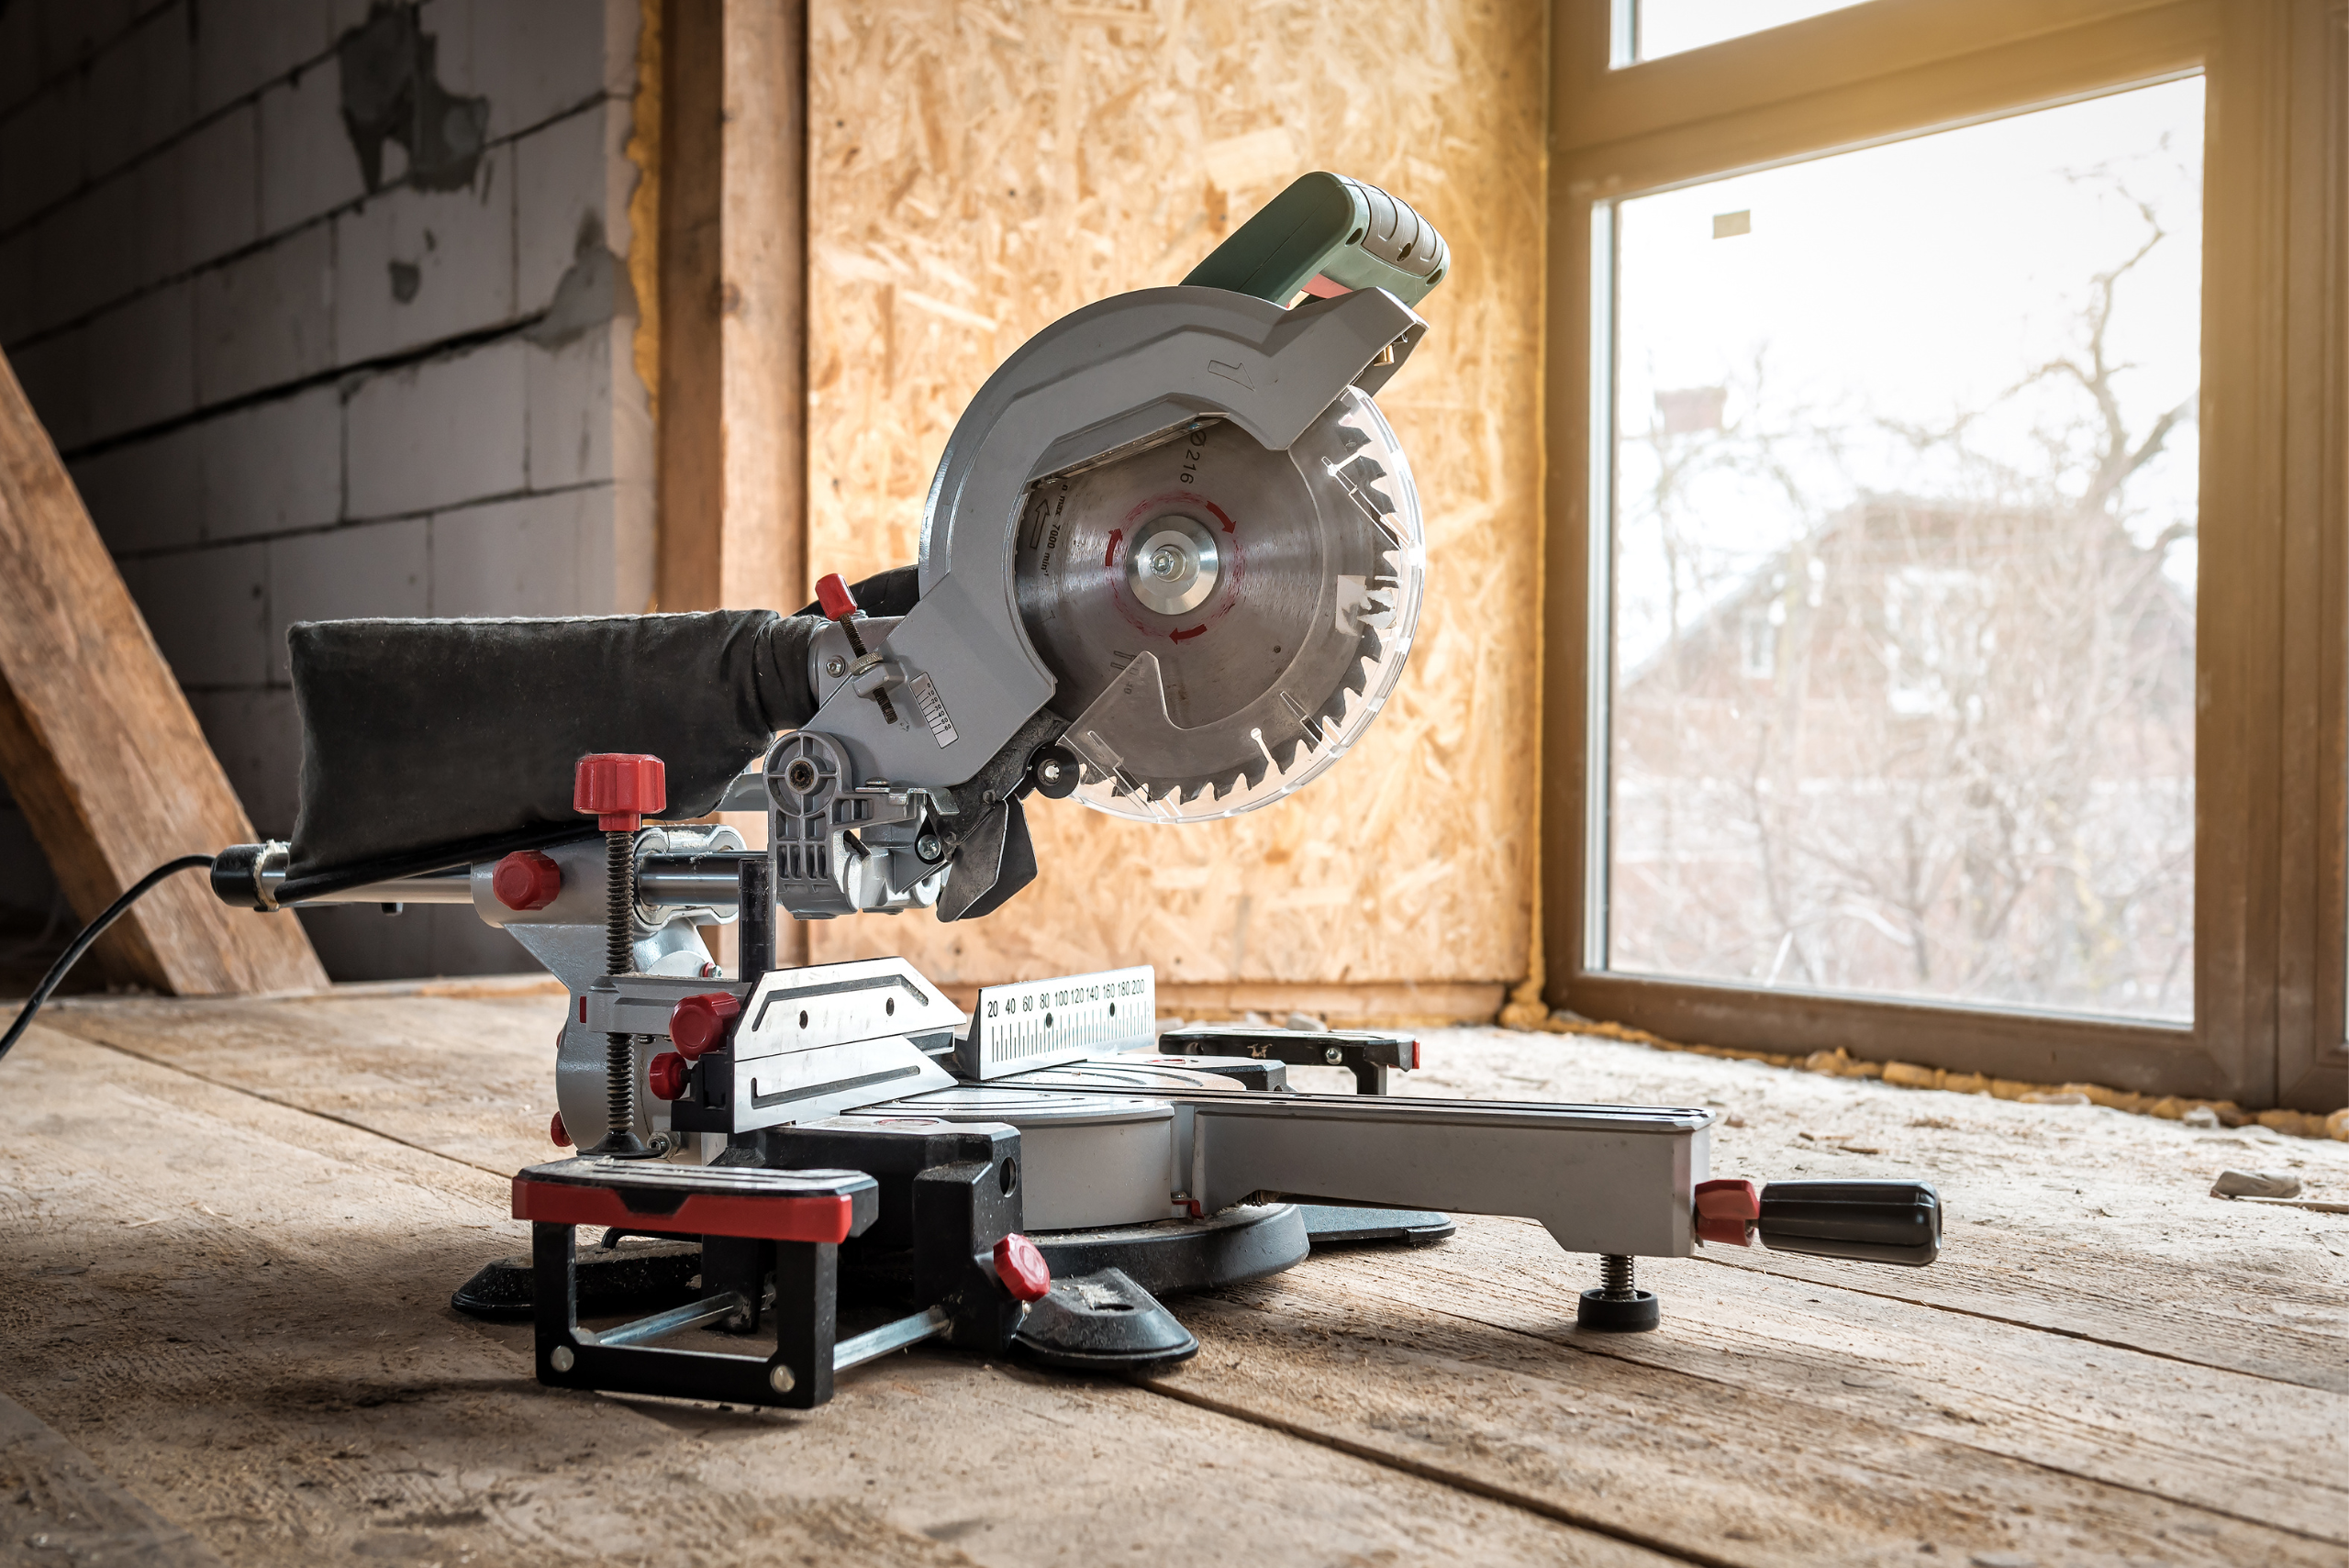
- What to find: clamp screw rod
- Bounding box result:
[1599,1253,1635,1299]
[574,752,665,1160]
[601,827,647,1155]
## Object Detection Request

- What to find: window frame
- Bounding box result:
[1540,0,2349,1109]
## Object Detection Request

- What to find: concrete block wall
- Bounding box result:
[0,0,651,980]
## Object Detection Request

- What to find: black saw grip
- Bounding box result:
[1757,1180,1943,1267]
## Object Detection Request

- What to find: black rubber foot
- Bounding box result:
[451,1237,701,1321]
[1013,1267,1198,1373]
[1031,1204,1307,1297]
[1298,1206,1455,1249]
[585,1133,662,1160]
[1575,1287,1661,1332]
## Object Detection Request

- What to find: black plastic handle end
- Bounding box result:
[1758,1180,1943,1267]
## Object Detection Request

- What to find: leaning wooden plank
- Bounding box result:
[0,1025,1663,1568]
[0,350,324,996]
[1158,1271,2338,1568]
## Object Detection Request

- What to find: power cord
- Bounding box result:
[0,854,217,1065]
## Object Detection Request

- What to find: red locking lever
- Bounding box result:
[816,573,900,727]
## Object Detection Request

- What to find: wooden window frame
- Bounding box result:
[1539,0,2349,1110]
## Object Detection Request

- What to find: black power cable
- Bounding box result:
[0,854,217,1066]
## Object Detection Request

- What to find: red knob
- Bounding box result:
[816,573,859,621]
[993,1233,1051,1302]
[648,1051,689,1101]
[492,850,562,910]
[574,753,665,831]
[550,1111,572,1148]
[1694,1177,1761,1246]
[669,991,742,1060]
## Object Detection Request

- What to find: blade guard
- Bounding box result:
[798,285,1426,794]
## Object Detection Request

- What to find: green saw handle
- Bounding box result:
[1184,171,1449,307]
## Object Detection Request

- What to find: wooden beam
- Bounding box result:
[653,0,724,616]
[0,350,326,997]
[653,0,808,617]
[656,0,811,969]
[719,0,809,615]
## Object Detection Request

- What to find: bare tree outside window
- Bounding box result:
[1605,79,2203,1020]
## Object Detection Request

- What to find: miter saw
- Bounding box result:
[6,173,1942,1407]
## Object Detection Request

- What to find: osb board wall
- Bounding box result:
[803,0,1546,1004]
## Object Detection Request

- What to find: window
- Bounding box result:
[1606,81,2203,1021]
[1546,1,2349,1108]
[1621,1,1866,63]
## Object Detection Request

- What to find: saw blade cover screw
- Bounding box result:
[1030,744,1080,799]
[825,654,847,677]
[492,850,562,910]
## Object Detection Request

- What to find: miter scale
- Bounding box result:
[177,173,1941,1408]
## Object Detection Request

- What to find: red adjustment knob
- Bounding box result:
[816,573,859,621]
[669,992,742,1060]
[647,1051,689,1101]
[573,752,666,831]
[550,1111,572,1148]
[993,1233,1051,1302]
[1695,1177,1761,1246]
[492,850,562,911]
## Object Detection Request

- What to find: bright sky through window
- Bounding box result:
[1629,0,1869,62]
[1603,77,2205,1021]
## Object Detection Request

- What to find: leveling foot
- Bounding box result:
[1575,1253,1660,1332]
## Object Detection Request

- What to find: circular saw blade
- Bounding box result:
[1014,387,1424,817]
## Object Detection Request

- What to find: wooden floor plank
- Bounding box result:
[1401,1027,2349,1382]
[20,998,2349,1566]
[33,993,568,1175]
[0,1024,1671,1568]
[1693,1229,2349,1394]
[45,1000,2349,1396]
[0,1390,224,1566]
[1149,1273,2337,1568]
[1285,1216,2349,1542]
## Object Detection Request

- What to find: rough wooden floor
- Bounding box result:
[3,990,2344,1567]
